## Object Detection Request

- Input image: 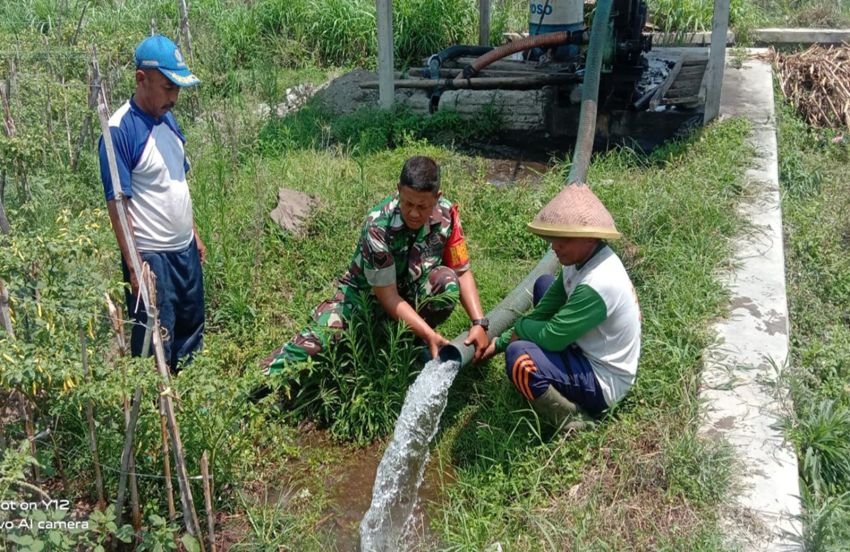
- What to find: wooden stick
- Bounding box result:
[127,439,142,533]
[0,75,30,202]
[80,331,106,510]
[71,67,98,172]
[176,0,194,63]
[70,0,88,46]
[105,292,142,531]
[48,418,69,490]
[147,270,204,549]
[114,386,142,527]
[104,293,128,355]
[0,279,13,337]
[200,451,216,552]
[160,397,176,521]
[19,395,39,482]
[0,163,10,234]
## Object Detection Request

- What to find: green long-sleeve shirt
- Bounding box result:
[495,270,608,353]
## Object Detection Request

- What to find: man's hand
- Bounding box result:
[426,331,450,361]
[194,229,207,264]
[480,340,499,362]
[464,324,490,363]
[129,271,140,298]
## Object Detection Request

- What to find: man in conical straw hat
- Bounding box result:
[483,183,641,431]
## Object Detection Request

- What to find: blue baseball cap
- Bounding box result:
[134,35,200,87]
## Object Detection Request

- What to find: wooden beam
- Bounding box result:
[704,0,730,124]
[479,0,490,47]
[376,0,394,109]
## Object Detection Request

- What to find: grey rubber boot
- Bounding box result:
[531,385,595,433]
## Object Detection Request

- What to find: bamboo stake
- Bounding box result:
[48,417,69,490]
[160,397,176,521]
[80,331,106,510]
[177,0,194,63]
[70,0,88,46]
[104,293,127,354]
[0,165,10,234]
[127,427,142,533]
[148,270,204,548]
[0,75,30,203]
[19,395,39,482]
[71,66,96,171]
[105,294,141,531]
[114,386,142,525]
[200,451,216,552]
[0,279,13,337]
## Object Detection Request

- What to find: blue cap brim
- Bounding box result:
[159,67,200,88]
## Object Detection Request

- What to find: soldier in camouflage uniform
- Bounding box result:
[264,156,490,374]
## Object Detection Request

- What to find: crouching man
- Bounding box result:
[263,156,491,378]
[483,183,641,430]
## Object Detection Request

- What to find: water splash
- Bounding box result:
[360,358,461,551]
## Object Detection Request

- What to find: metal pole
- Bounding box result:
[478,0,491,47]
[376,0,394,109]
[704,0,730,123]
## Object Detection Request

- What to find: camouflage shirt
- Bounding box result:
[338,193,470,295]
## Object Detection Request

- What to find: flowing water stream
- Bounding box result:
[359,358,461,551]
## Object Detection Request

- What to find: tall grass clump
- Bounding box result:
[272,293,424,444]
[778,88,850,549]
[258,104,503,156]
[751,0,850,28]
[648,0,760,33]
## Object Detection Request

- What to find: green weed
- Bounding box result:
[648,0,761,34]
[778,82,850,550]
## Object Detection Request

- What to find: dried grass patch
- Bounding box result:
[772,45,850,130]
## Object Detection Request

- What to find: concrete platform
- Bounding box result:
[751,28,850,46]
[700,51,802,551]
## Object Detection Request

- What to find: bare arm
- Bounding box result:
[457,269,484,321]
[373,283,448,359]
[107,199,140,295]
[457,269,490,362]
[193,222,206,264]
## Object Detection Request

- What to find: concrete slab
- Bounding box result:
[752,28,850,46]
[700,51,803,551]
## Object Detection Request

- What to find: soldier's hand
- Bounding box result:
[426,331,450,362]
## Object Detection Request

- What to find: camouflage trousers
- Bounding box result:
[263,265,460,374]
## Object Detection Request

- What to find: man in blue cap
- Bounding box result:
[99,35,205,371]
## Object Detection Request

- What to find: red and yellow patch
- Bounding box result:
[446,241,469,268]
[443,204,469,269]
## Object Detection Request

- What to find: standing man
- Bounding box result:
[483,183,641,430]
[99,35,205,371]
[263,156,490,375]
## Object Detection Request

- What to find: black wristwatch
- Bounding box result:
[471,318,490,331]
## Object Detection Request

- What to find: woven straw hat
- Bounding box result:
[527,183,621,240]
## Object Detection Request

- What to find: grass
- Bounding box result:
[750,0,850,28]
[777,89,850,551]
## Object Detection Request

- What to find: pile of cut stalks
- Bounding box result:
[773,44,850,130]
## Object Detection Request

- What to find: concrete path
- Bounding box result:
[700,52,803,551]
